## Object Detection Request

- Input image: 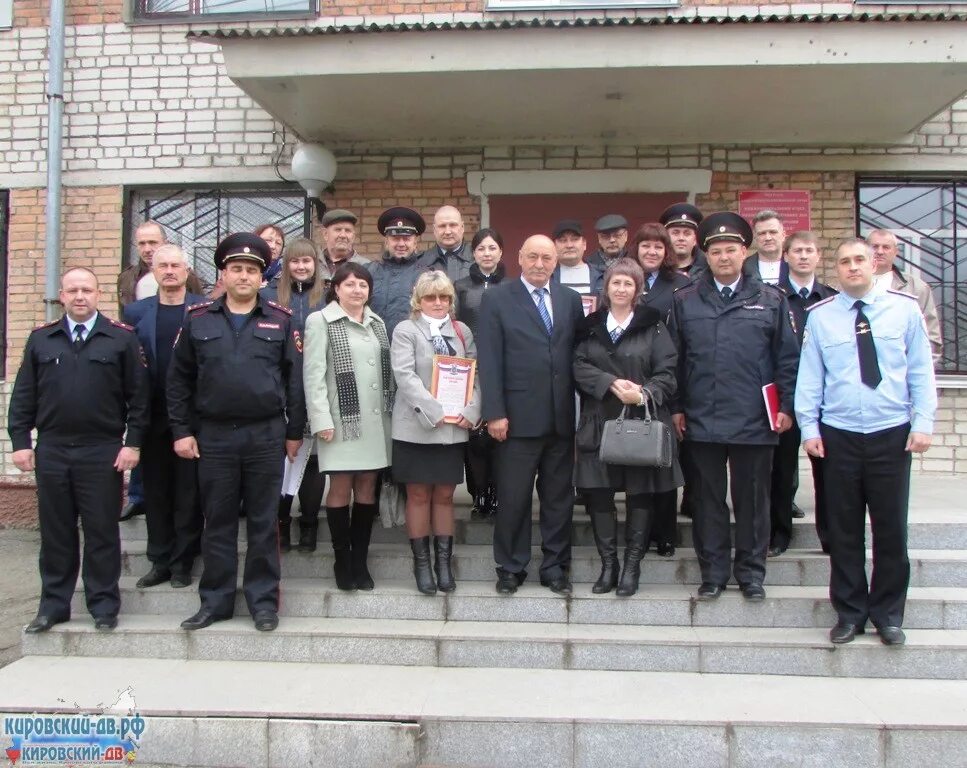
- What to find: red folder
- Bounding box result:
[762,383,780,432]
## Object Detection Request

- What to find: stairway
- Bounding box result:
[1,476,966,768]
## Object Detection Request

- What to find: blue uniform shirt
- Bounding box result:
[795,287,937,440]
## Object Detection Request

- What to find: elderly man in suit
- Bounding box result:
[123,244,205,589]
[478,234,585,595]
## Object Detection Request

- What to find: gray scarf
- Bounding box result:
[327,314,394,440]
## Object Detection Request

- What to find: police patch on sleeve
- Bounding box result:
[293,329,303,354]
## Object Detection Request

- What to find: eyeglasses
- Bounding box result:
[421,294,451,303]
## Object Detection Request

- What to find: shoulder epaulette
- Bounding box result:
[674,283,698,297]
[761,283,784,296]
[187,300,214,313]
[886,289,918,301]
[33,318,60,331]
[806,296,836,312]
[266,299,293,316]
[109,318,135,332]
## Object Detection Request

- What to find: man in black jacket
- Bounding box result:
[769,231,838,556]
[668,213,799,602]
[168,233,305,633]
[9,267,149,633]
[478,234,585,595]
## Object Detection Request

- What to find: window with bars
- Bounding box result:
[133,0,316,22]
[857,177,967,374]
[125,187,309,290]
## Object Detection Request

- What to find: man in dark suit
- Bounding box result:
[478,234,585,595]
[743,210,789,287]
[769,231,838,557]
[123,244,205,589]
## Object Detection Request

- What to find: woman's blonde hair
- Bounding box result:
[410,270,456,319]
[276,237,326,310]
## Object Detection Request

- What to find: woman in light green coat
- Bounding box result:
[303,262,393,593]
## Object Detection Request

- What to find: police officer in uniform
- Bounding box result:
[168,233,306,632]
[9,266,149,632]
[659,202,707,278]
[667,212,799,601]
[796,238,936,646]
[366,207,430,339]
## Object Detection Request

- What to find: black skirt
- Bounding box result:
[392,440,465,485]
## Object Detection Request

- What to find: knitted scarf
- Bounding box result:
[327,314,394,440]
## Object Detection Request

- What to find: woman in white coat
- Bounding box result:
[303,262,393,592]
[391,271,480,594]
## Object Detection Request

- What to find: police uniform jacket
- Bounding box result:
[572,305,682,494]
[8,314,150,450]
[260,278,325,333]
[390,315,481,445]
[421,242,474,284]
[166,295,306,441]
[667,272,800,445]
[779,277,838,347]
[454,262,506,337]
[639,270,692,325]
[365,251,430,339]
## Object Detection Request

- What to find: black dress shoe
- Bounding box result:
[740,583,766,602]
[253,611,279,632]
[170,573,192,589]
[697,583,725,600]
[877,626,906,646]
[94,615,118,631]
[119,501,145,522]
[495,570,520,595]
[540,576,572,596]
[25,614,68,634]
[791,502,805,519]
[830,621,865,644]
[181,609,228,631]
[655,541,675,558]
[767,545,787,558]
[136,566,171,589]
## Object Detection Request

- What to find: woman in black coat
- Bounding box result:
[454,228,506,519]
[574,259,683,596]
[634,223,692,556]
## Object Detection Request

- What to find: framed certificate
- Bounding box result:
[431,355,476,424]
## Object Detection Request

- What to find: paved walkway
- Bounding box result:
[0,473,963,670]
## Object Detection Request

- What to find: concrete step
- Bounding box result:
[22,614,967,681]
[76,578,967,629]
[118,510,967,550]
[117,542,967,588]
[1,656,965,768]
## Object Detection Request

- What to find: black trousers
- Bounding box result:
[493,435,574,581]
[142,426,202,575]
[686,441,773,587]
[810,454,829,551]
[196,418,285,618]
[769,423,801,550]
[35,441,123,619]
[465,428,497,498]
[821,422,912,628]
[650,490,677,546]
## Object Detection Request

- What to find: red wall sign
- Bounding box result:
[738,190,812,233]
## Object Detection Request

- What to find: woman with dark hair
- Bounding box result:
[573,260,682,596]
[454,227,506,519]
[632,222,692,557]
[260,238,328,552]
[255,223,286,282]
[303,262,393,591]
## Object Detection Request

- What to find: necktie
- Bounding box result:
[799,287,809,299]
[853,300,882,389]
[610,327,623,344]
[72,325,85,351]
[720,286,733,302]
[534,288,553,334]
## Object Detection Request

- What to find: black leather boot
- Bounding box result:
[434,536,456,592]
[277,495,293,553]
[616,508,651,597]
[326,505,355,591]
[589,509,619,594]
[350,502,377,591]
[411,537,437,595]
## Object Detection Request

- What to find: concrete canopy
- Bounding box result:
[209,19,967,147]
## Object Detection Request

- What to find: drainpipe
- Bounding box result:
[44,0,66,322]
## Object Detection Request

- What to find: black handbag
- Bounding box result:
[598,393,673,468]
